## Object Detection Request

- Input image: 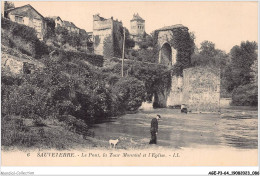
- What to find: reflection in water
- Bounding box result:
[91,108,258,149]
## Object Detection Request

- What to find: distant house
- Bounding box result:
[86,32,93,42]
[63,20,79,34]
[49,16,63,28]
[5,4,46,40]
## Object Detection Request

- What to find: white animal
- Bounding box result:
[109,139,119,148]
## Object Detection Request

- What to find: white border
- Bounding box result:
[0,0,259,175]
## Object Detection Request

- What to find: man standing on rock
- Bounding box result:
[149,115,161,144]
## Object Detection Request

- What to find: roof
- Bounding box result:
[49,16,63,22]
[63,20,79,29]
[79,29,87,35]
[6,4,45,20]
[155,24,188,32]
[131,13,145,22]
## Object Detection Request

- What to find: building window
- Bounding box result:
[15,16,24,24]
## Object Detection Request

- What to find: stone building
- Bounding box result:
[5,4,47,40]
[153,24,220,112]
[49,16,80,34]
[93,14,124,58]
[63,20,80,34]
[49,16,63,28]
[130,13,145,42]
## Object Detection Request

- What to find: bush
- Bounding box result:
[35,40,50,59]
[112,76,146,111]
[1,115,32,147]
[2,81,53,119]
[53,49,104,67]
[45,17,56,39]
[2,17,50,58]
[2,17,38,42]
[232,84,257,106]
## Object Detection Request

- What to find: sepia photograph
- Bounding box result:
[0,0,258,174]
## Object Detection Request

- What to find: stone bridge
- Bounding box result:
[155,24,188,66]
[153,25,221,112]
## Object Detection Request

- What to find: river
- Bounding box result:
[90,105,258,150]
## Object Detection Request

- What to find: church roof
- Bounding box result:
[131,13,145,22]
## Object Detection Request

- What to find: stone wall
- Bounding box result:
[167,75,183,106]
[93,29,113,57]
[182,67,220,112]
[220,98,232,108]
[93,14,123,58]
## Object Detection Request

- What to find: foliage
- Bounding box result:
[52,49,103,67]
[111,77,146,111]
[67,32,81,48]
[2,81,53,119]
[125,28,135,49]
[222,41,258,106]
[35,40,50,58]
[232,84,257,106]
[114,62,172,102]
[138,33,154,49]
[169,30,195,76]
[250,59,258,86]
[1,115,31,147]
[4,1,15,11]
[45,17,56,39]
[102,60,171,103]
[191,41,229,68]
[229,41,258,88]
[152,28,195,76]
[55,26,69,45]
[2,17,38,42]
[127,48,157,63]
[112,25,124,57]
[2,48,145,130]
[2,17,50,59]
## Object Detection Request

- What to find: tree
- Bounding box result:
[138,33,154,49]
[4,1,15,11]
[55,26,69,45]
[45,17,56,39]
[125,28,135,49]
[68,33,81,48]
[229,41,257,87]
[112,76,146,111]
[191,40,229,68]
[250,59,258,86]
[225,41,258,106]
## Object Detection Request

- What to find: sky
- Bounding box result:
[7,1,259,52]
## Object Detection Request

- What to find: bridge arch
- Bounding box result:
[159,42,172,66]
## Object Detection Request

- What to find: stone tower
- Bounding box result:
[93,14,124,58]
[130,13,145,42]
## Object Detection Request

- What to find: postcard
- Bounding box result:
[1,1,258,172]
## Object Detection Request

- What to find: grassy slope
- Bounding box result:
[1,44,97,151]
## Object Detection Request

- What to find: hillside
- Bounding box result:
[1,19,150,150]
